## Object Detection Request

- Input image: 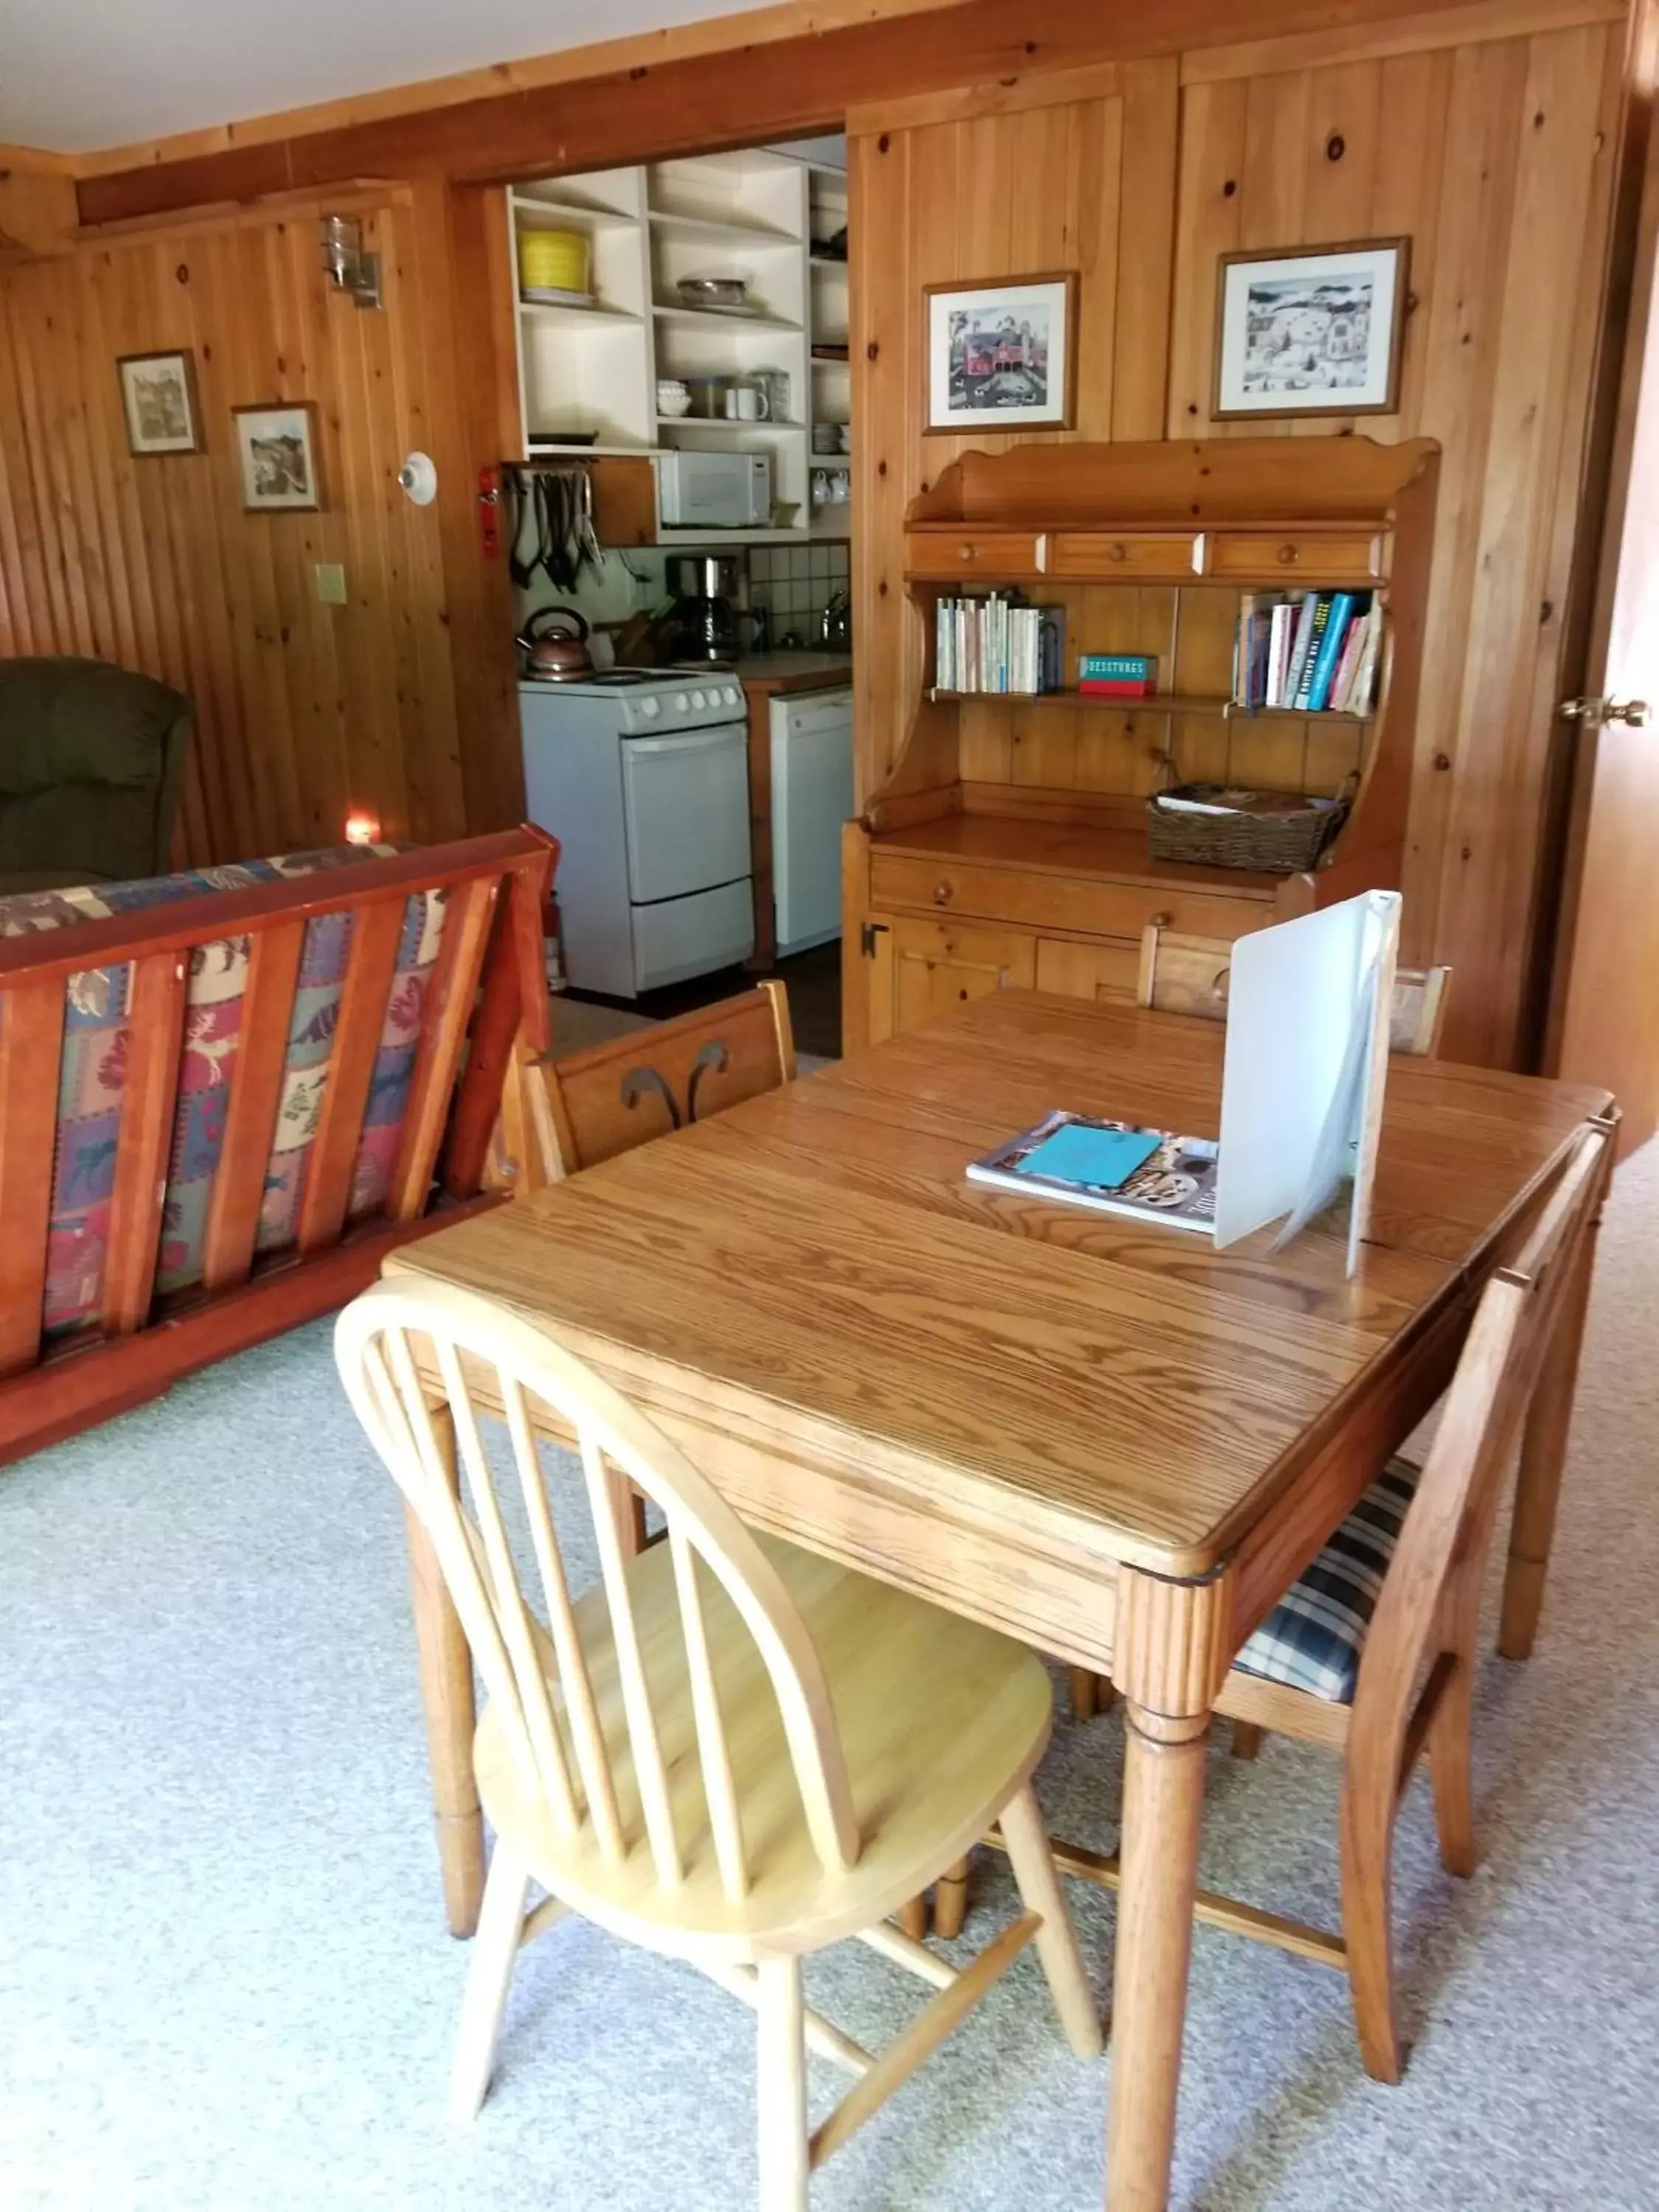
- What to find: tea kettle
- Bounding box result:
[518,605,594,681]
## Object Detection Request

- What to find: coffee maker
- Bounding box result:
[667,552,742,664]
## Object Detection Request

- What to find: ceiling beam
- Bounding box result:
[76,0,1449,228]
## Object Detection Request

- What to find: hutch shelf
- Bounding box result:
[843,437,1439,1048]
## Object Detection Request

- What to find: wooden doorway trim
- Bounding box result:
[1540,0,1659,1150]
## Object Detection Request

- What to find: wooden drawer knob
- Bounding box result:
[958,543,978,561]
[933,880,954,905]
[1107,542,1128,563]
[1276,543,1300,565]
[1149,910,1173,928]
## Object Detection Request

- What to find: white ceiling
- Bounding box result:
[0,0,780,155]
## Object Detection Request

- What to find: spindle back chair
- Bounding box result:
[335,1275,1101,2207]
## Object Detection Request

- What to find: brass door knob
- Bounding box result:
[1559,696,1651,728]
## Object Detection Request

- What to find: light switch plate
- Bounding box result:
[314,563,347,605]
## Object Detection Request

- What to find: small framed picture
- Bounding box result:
[924,273,1077,434]
[117,350,204,456]
[1214,239,1409,419]
[232,402,323,512]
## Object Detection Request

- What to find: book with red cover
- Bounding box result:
[1077,679,1158,698]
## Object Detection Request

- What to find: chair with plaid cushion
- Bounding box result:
[1189,1121,1612,2079]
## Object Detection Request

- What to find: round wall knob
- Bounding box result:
[1276,543,1300,564]
[1108,543,1128,562]
[958,543,978,560]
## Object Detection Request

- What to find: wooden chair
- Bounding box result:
[1049,1123,1610,2081]
[497,978,796,1189]
[335,1276,1101,2209]
[1136,920,1452,1057]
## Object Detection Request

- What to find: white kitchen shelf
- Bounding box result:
[511,194,638,230]
[653,304,802,333]
[657,415,804,431]
[506,149,845,543]
[518,299,642,325]
[649,209,800,248]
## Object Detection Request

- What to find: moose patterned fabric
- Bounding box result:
[0,850,448,1336]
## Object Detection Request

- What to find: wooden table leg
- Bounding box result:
[1499,1166,1606,1660]
[1105,1567,1228,2212]
[404,1402,486,1938]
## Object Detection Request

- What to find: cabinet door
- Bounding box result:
[1034,936,1141,1005]
[867,914,1037,1042]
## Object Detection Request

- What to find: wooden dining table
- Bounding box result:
[382,990,1611,2211]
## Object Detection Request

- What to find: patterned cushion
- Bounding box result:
[0,849,448,1336]
[1232,1458,1421,1704]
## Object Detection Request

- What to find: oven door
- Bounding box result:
[620,724,752,904]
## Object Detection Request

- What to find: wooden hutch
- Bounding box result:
[842,437,1439,1048]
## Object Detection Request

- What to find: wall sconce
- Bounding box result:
[343,810,381,846]
[319,215,381,310]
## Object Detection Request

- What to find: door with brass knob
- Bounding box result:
[1545,120,1659,1152]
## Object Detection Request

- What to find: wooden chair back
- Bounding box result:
[518,980,796,1183]
[1349,1121,1610,1800]
[335,1275,860,1907]
[1136,921,1452,1057]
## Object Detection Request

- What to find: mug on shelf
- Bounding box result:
[724,383,771,422]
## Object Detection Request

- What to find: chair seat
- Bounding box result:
[1232,1458,1421,1704]
[475,1531,1052,1963]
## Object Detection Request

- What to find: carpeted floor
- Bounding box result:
[2,1145,1655,2212]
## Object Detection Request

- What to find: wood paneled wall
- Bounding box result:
[0,189,512,867]
[850,0,1635,1065]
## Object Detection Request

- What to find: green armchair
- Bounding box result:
[0,655,193,894]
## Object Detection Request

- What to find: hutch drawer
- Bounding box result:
[1205,531,1384,583]
[1048,532,1200,581]
[906,530,1048,579]
[868,851,1272,942]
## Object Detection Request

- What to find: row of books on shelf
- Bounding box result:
[1234,591,1382,716]
[933,594,1066,695]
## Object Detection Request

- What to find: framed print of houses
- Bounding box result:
[1213,240,1409,419]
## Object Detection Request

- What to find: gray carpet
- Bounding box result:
[3,1144,1656,2211]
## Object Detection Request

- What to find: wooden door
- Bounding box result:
[866,915,1037,1043]
[1547,102,1659,1153]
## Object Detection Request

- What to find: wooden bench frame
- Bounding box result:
[0,825,557,1466]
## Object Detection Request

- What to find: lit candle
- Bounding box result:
[344,811,380,846]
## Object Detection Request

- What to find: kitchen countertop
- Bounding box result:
[731,651,853,692]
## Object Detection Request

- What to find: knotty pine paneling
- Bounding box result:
[0,193,480,867]
[852,3,1634,1066]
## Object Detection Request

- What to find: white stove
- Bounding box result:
[519,669,754,998]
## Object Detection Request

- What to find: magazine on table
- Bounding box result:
[966,1111,1220,1235]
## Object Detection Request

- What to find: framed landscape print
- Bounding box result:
[117,350,203,456]
[924,273,1077,434]
[1213,240,1409,419]
[232,403,323,512]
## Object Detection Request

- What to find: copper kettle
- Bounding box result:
[518,605,594,681]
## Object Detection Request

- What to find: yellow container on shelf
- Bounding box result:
[518,228,590,296]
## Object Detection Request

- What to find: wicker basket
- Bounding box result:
[1147,782,1348,874]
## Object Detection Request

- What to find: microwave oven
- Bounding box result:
[656,450,773,529]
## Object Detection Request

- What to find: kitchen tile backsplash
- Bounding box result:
[748,542,849,644]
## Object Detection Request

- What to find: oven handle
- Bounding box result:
[624,728,745,756]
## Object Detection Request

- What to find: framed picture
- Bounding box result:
[117,350,203,456]
[1214,239,1409,419]
[924,273,1077,434]
[232,402,323,512]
